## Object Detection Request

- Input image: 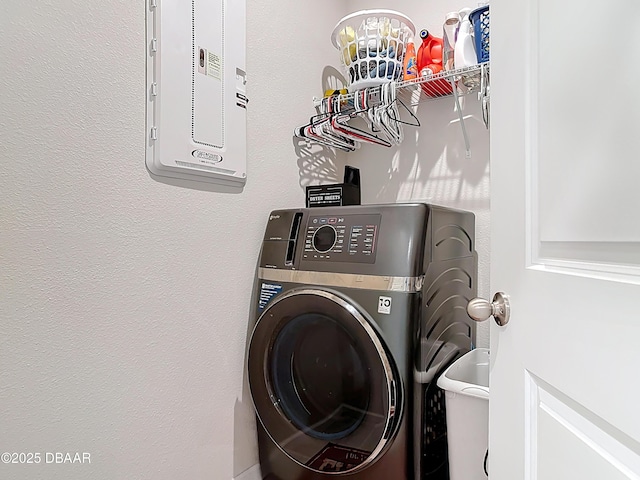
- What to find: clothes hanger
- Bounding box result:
[385,83,421,128]
[315,96,360,150]
[294,100,356,152]
[294,124,355,152]
[377,83,403,144]
[331,113,393,147]
[328,88,393,147]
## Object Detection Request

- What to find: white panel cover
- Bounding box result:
[146,0,247,188]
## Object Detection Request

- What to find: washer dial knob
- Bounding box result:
[312,225,337,253]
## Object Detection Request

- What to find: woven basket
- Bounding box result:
[470,6,489,63]
[331,10,416,92]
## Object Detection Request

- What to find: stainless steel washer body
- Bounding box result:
[247,204,477,480]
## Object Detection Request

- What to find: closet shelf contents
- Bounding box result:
[295,63,489,155]
[314,63,488,108]
[296,7,490,156]
[295,82,416,152]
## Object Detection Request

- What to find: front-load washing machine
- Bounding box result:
[247,204,476,480]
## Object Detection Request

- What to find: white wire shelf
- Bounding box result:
[313,63,489,108]
[399,63,489,105]
[301,62,490,158]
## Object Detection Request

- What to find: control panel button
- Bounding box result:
[304,214,380,263]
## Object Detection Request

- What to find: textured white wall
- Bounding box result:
[0,1,344,479]
[343,0,491,348]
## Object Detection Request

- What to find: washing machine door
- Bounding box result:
[248,288,401,475]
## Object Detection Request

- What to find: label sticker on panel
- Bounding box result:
[197,46,221,80]
[378,296,392,314]
[259,283,283,310]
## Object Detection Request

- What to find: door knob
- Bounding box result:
[467,292,510,326]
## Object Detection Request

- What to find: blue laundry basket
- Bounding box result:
[469,6,489,63]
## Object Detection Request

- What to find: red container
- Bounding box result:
[416,29,452,96]
[416,29,442,70]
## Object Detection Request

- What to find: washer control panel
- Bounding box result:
[303,214,381,263]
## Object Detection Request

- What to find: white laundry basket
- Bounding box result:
[331,10,415,92]
[437,348,489,480]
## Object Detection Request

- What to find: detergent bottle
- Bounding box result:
[454,7,480,87]
[416,28,451,97]
[403,39,418,80]
[416,29,443,76]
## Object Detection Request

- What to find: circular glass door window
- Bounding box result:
[247,288,401,474]
[270,312,370,440]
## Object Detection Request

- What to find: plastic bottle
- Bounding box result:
[442,11,460,71]
[403,40,418,80]
[416,29,443,76]
[454,7,480,87]
[416,29,451,97]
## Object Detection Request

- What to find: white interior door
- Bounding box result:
[490,0,640,478]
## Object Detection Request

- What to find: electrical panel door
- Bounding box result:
[146,0,247,189]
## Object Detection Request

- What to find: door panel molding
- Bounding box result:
[526,372,640,479]
[526,0,640,284]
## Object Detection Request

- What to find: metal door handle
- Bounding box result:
[467,292,510,326]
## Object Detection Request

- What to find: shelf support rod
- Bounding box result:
[451,80,472,158]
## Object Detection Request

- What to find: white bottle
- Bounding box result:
[442,11,460,71]
[454,7,479,87]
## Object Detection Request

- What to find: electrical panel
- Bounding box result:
[146,0,247,188]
